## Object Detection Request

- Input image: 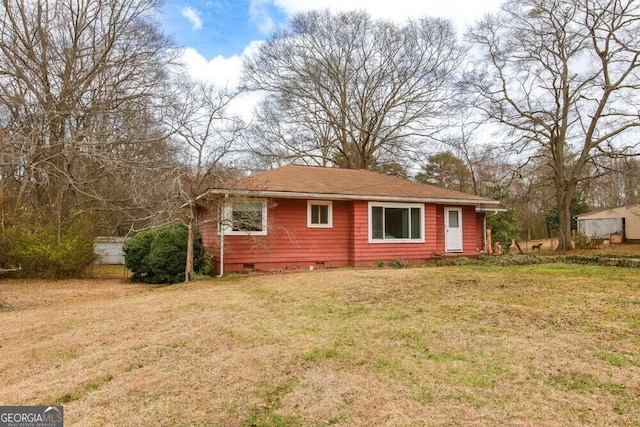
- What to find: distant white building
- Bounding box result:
[93,237,125,264]
[576,203,640,243]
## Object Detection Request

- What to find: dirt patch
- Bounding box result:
[520,238,559,252]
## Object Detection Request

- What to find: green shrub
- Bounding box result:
[574,233,590,249]
[6,227,95,279]
[200,249,216,276]
[389,258,407,268]
[123,224,204,284]
[429,254,640,269]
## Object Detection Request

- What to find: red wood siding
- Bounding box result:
[434,205,445,251]
[462,205,480,253]
[201,199,352,273]
[200,199,484,273]
[476,212,486,252]
[433,205,483,255]
[351,201,439,266]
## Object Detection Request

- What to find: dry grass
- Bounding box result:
[1,264,639,426]
[522,240,640,257]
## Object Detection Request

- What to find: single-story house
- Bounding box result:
[199,165,501,274]
[576,203,640,243]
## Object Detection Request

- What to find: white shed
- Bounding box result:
[93,237,125,264]
[576,203,640,242]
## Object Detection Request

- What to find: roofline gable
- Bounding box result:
[576,202,640,219]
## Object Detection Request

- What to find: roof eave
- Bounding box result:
[477,206,508,213]
[207,188,500,207]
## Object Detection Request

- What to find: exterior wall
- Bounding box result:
[93,237,125,265]
[350,201,439,266]
[200,199,353,273]
[475,212,486,253]
[200,198,485,273]
[460,205,483,254]
[355,204,482,262]
[577,218,623,240]
[577,204,640,240]
[432,205,480,255]
[625,209,640,240]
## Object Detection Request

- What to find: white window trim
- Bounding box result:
[220,199,268,236]
[368,202,425,243]
[307,200,333,228]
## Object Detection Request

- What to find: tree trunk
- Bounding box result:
[556,188,574,251]
[185,208,195,282]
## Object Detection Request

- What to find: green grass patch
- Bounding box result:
[303,346,340,362]
[373,357,404,375]
[596,351,640,368]
[550,371,598,393]
[240,380,300,427]
[47,374,114,405]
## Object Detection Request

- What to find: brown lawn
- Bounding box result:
[1,264,639,426]
[521,239,640,256]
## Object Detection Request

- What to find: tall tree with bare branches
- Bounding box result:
[243,9,464,170]
[165,79,245,281]
[465,0,640,250]
[0,0,175,244]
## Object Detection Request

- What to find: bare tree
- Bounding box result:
[465,0,640,250]
[0,0,175,241]
[243,9,464,170]
[582,156,640,208]
[165,79,245,281]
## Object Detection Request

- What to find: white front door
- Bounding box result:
[445,207,463,252]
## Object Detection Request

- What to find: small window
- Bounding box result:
[307,201,333,228]
[222,200,267,235]
[369,202,424,242]
[448,209,460,228]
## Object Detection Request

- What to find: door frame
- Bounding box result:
[445,207,463,252]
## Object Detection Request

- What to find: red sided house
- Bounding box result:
[200,165,501,274]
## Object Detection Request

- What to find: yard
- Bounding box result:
[1,263,639,426]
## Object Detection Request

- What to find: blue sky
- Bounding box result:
[161,0,504,61]
[162,1,288,58]
[160,0,504,117]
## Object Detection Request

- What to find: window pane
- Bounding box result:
[411,208,421,239]
[371,205,424,240]
[319,205,328,224]
[448,210,459,228]
[385,208,409,239]
[310,204,329,225]
[372,206,383,239]
[232,202,263,231]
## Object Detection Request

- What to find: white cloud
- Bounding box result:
[176,42,265,121]
[177,41,262,88]
[181,6,203,31]
[249,0,276,34]
[173,1,506,121]
[178,48,242,87]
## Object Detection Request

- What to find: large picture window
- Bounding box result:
[307,201,332,228]
[369,203,424,242]
[222,200,267,235]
